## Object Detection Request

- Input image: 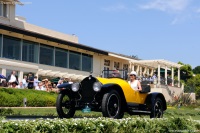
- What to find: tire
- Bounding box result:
[102,90,124,119]
[150,98,163,118]
[56,93,75,118]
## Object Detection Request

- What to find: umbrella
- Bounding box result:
[0,74,7,79]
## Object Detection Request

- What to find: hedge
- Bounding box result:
[0,117,199,133]
[0,88,57,107]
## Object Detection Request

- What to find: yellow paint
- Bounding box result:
[97,77,148,104]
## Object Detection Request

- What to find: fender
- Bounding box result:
[145,92,167,110]
[57,83,72,93]
[101,83,127,110]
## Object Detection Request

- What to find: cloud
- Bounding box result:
[139,0,196,25]
[140,0,190,13]
[102,4,129,12]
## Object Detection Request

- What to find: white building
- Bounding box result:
[0,0,187,101]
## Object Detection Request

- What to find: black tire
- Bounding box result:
[102,90,124,119]
[150,98,163,118]
[56,93,75,118]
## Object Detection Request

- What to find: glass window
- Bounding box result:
[104,59,110,66]
[0,4,2,16]
[40,45,54,66]
[22,40,39,63]
[69,51,81,70]
[82,54,93,72]
[3,4,7,17]
[55,48,68,68]
[0,4,8,17]
[3,35,21,60]
[0,34,2,57]
[114,62,120,69]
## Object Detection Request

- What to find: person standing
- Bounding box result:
[7,71,18,86]
[27,73,34,89]
[22,75,28,88]
[34,76,39,89]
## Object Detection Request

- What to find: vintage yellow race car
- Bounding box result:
[56,70,167,119]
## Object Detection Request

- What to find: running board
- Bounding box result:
[130,110,151,114]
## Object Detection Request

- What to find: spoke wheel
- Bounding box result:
[102,90,124,119]
[150,98,163,118]
[56,93,75,118]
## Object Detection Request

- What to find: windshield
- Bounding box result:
[102,69,128,80]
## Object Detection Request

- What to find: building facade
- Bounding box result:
[0,1,181,89]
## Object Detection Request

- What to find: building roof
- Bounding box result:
[0,23,108,55]
[132,59,182,69]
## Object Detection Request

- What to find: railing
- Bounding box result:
[155,78,181,88]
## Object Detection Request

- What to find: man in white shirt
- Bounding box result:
[7,71,18,87]
[7,71,18,82]
[35,82,46,91]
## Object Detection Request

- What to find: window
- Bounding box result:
[104,59,110,66]
[114,62,120,69]
[40,45,54,66]
[69,51,81,70]
[55,48,68,68]
[0,34,2,57]
[3,35,21,60]
[0,4,8,18]
[123,64,128,70]
[22,40,39,63]
[82,54,93,72]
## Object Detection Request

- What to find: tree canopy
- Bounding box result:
[186,74,200,99]
[193,66,200,74]
[176,62,193,82]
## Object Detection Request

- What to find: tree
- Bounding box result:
[193,66,200,74]
[175,62,193,82]
[131,55,139,60]
[186,74,200,99]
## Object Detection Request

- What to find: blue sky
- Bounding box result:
[16,0,200,68]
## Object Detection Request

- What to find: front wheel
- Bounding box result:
[56,93,75,118]
[150,98,163,118]
[102,90,124,119]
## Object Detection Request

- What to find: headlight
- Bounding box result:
[71,83,80,92]
[93,82,102,92]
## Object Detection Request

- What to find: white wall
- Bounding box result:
[0,4,79,43]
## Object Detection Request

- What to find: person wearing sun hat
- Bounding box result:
[128,71,142,91]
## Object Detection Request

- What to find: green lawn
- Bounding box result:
[1,106,200,120]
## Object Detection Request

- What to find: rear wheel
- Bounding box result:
[150,98,163,118]
[102,90,124,119]
[56,93,75,118]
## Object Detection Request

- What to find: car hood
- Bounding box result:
[96,77,130,88]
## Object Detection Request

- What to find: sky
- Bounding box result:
[16,0,200,68]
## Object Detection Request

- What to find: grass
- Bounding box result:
[1,106,200,120]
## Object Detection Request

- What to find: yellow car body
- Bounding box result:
[56,73,167,119]
[97,77,148,104]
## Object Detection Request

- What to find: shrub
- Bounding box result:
[0,88,57,107]
[0,117,199,133]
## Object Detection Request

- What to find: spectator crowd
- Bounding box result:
[0,71,74,92]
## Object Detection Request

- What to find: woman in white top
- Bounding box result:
[128,71,142,91]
